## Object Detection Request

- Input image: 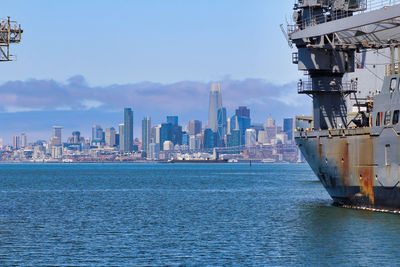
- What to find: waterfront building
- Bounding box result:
[189,135,200,151]
[245,129,257,147]
[148,142,159,160]
[51,145,62,159]
[21,133,27,148]
[208,83,222,132]
[105,127,116,147]
[142,117,151,154]
[33,145,45,160]
[188,120,202,135]
[123,108,134,152]
[13,135,20,150]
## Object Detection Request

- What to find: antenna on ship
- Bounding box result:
[286,0,400,130]
[0,16,23,62]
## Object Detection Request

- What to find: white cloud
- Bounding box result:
[81,99,104,110]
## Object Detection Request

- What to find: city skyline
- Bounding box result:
[0,78,311,145]
[2,105,301,164]
[1,111,296,147]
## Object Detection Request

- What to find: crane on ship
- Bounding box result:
[283,0,400,130]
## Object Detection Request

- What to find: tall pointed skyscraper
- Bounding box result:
[208,83,222,132]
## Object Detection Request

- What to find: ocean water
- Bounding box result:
[0,163,399,266]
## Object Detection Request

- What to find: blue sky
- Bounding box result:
[0,1,309,144]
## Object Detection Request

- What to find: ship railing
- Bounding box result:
[297,80,358,94]
[385,63,400,76]
[288,0,400,35]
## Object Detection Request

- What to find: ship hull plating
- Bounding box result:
[296,127,400,210]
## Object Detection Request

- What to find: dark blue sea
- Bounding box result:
[0,163,399,266]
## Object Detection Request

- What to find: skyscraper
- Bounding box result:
[105,127,116,147]
[245,129,257,147]
[208,83,222,132]
[189,135,200,151]
[148,142,159,160]
[13,135,20,150]
[159,123,172,150]
[160,116,183,147]
[123,108,134,152]
[72,131,82,144]
[230,106,251,145]
[142,117,151,154]
[188,120,202,135]
[236,106,250,118]
[119,124,125,151]
[167,116,178,126]
[283,118,295,141]
[52,126,63,141]
[50,126,63,147]
[265,117,275,128]
[204,128,217,149]
[217,107,227,146]
[155,125,161,145]
[21,133,27,148]
[92,125,104,145]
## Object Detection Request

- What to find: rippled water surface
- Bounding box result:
[0,163,400,266]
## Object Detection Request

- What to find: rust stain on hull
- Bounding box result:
[358,139,375,205]
[358,167,375,204]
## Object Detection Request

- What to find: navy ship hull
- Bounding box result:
[296,126,400,210]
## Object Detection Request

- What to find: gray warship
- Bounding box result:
[285,0,400,210]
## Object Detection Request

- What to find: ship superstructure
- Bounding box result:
[285,0,400,210]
